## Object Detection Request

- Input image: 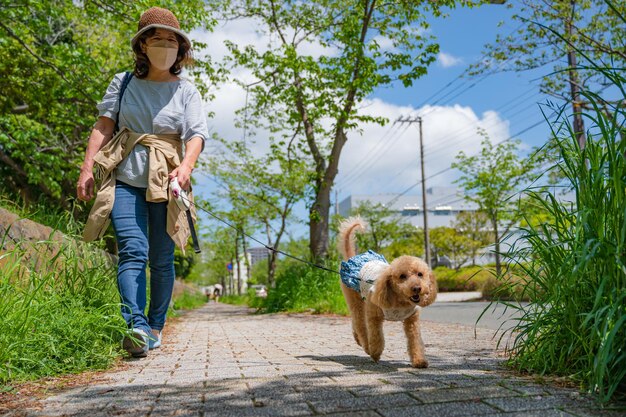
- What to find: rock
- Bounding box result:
[0,206,115,271]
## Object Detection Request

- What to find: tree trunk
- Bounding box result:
[309,181,332,259]
[229,259,234,295]
[235,233,242,295]
[268,250,277,288]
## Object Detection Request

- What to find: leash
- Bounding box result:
[178,193,371,284]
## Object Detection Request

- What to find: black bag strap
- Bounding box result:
[114,71,134,134]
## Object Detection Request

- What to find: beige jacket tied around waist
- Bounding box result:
[83,127,196,253]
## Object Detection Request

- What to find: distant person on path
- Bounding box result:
[212,284,222,303]
[76,7,208,358]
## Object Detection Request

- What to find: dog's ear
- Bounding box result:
[424,269,438,306]
[370,272,394,308]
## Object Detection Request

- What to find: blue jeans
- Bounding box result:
[110,181,175,333]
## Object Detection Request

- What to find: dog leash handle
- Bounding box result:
[186,210,201,254]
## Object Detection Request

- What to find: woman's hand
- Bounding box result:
[77,168,95,201]
[77,117,115,202]
[169,163,193,190]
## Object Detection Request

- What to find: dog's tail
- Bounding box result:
[337,216,368,260]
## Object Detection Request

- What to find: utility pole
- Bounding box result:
[566,0,586,149]
[396,115,430,265]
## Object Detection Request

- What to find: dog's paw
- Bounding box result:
[370,352,382,362]
[411,359,429,368]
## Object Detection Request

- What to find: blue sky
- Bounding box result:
[192,2,563,238]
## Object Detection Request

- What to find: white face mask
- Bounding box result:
[145,40,178,71]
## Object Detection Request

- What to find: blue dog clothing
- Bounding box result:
[340,250,388,299]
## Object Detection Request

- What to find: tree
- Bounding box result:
[207,138,311,287]
[208,0,475,259]
[0,1,218,213]
[347,201,404,253]
[452,133,537,276]
[453,210,492,265]
[191,225,237,291]
[469,0,626,148]
[429,226,475,270]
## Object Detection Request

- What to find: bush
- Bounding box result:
[170,287,207,311]
[480,272,529,302]
[433,266,490,292]
[261,260,348,315]
[220,294,251,306]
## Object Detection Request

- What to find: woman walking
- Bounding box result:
[77,7,208,357]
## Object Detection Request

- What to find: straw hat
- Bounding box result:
[131,7,191,49]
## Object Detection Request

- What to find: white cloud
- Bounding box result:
[335,101,510,198]
[437,51,463,68]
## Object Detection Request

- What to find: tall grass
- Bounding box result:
[0,234,126,385]
[500,61,626,402]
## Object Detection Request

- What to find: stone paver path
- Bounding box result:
[20,303,622,417]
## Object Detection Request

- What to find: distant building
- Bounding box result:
[247,246,270,266]
[338,186,576,267]
[338,186,479,228]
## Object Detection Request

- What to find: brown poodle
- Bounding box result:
[337,216,437,368]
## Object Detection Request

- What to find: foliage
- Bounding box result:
[174,247,196,279]
[207,0,476,259]
[0,235,125,384]
[220,287,265,309]
[345,200,413,252]
[0,0,218,215]
[469,0,625,103]
[187,223,236,287]
[452,132,538,276]
[453,210,493,265]
[430,226,475,270]
[249,258,269,286]
[205,138,311,286]
[433,266,490,292]
[332,201,424,260]
[261,260,348,315]
[498,58,626,402]
[170,288,206,311]
[219,294,250,306]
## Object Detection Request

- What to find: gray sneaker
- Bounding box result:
[148,329,162,350]
[122,328,149,358]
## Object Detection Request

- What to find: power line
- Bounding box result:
[423,101,541,160]
[380,88,542,182]
[339,122,410,187]
[382,118,548,208]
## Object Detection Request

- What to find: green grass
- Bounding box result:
[170,288,207,311]
[0,235,126,385]
[0,203,208,388]
[259,260,348,315]
[220,294,252,306]
[498,60,626,402]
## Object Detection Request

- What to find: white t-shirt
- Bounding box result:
[97,72,209,188]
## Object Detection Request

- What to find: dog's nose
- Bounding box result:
[412,286,421,294]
